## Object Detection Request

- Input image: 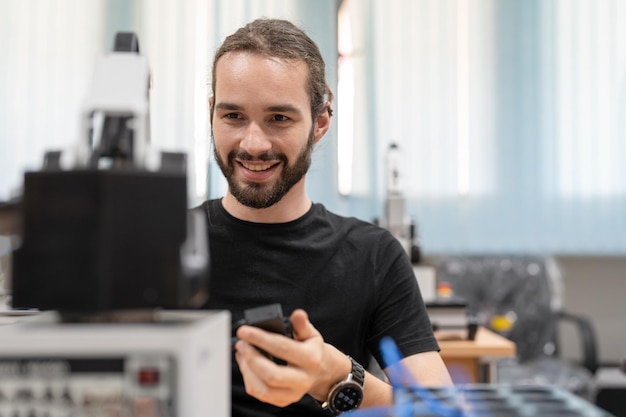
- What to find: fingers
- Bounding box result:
[289,309,321,342]
[235,340,311,406]
[236,321,321,367]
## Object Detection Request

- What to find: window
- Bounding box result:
[344,0,626,254]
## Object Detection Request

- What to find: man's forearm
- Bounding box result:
[360,372,393,408]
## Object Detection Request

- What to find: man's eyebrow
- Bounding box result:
[214,102,243,111]
[265,104,302,115]
[214,102,303,115]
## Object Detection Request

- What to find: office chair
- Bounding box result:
[438,255,598,398]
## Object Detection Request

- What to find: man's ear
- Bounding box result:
[209,96,215,124]
[313,102,332,144]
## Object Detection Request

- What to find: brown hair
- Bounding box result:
[211,18,333,119]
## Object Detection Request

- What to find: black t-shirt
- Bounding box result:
[200,199,438,417]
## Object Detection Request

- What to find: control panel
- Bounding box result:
[0,356,175,416]
[0,310,230,417]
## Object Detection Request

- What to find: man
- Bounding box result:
[201,18,452,416]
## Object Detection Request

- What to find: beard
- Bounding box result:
[213,127,315,209]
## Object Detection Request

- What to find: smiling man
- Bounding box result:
[201,18,452,417]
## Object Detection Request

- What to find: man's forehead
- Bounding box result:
[215,51,310,87]
[213,51,311,110]
[218,50,305,68]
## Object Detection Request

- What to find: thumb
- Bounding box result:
[290,309,321,342]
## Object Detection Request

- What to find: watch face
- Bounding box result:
[331,381,363,412]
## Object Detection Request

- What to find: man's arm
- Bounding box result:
[234,309,452,409]
[359,350,452,408]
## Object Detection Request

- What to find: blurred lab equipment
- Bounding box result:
[344,337,615,417]
[0,32,229,416]
[0,310,230,417]
[376,143,421,263]
[8,32,209,313]
[439,255,598,399]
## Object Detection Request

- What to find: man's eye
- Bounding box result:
[225,113,241,119]
[272,114,290,122]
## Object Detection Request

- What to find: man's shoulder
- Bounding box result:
[193,198,216,213]
[311,203,393,241]
[195,198,227,224]
[201,198,221,211]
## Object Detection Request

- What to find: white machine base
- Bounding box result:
[0,310,230,417]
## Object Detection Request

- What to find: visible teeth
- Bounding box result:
[241,162,273,171]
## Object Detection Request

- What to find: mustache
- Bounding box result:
[230,150,288,163]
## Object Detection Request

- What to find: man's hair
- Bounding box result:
[211,18,334,119]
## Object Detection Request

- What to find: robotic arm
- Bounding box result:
[8,32,209,314]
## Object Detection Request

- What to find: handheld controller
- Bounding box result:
[232,303,293,363]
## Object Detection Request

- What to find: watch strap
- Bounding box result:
[347,356,365,386]
[320,356,365,415]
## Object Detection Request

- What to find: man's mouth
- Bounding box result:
[239,161,280,172]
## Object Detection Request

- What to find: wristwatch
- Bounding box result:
[321,356,365,415]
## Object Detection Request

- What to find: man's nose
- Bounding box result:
[240,123,272,156]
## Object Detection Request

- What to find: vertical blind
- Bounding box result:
[339,0,626,254]
[0,0,106,201]
[3,0,624,254]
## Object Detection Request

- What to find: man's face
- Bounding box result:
[211,52,323,209]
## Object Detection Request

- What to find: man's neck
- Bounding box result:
[221,187,312,224]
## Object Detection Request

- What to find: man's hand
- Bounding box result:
[234,309,351,407]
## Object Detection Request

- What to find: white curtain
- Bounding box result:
[7,0,621,254]
[341,0,626,254]
[553,1,626,198]
[133,0,214,205]
[0,0,106,201]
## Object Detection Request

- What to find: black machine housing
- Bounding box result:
[11,167,205,311]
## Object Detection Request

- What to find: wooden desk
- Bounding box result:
[436,327,516,384]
